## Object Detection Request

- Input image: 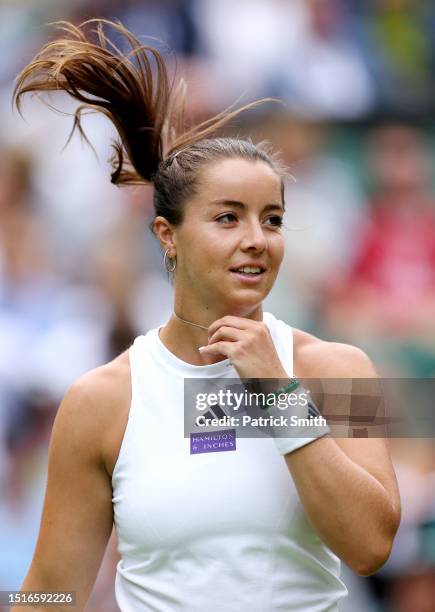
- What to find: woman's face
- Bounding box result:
[172,157,285,316]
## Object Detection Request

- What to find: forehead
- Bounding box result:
[197,158,282,203]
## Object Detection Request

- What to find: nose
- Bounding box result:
[239,219,267,253]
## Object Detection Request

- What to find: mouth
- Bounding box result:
[229,265,267,282]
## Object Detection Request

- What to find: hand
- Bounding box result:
[199,315,289,380]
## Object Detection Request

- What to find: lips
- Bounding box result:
[230,264,267,274]
[229,264,267,284]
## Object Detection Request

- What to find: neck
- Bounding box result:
[173,311,209,331]
[159,302,263,366]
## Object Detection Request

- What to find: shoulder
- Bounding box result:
[53,349,131,472]
[63,349,131,413]
[293,328,377,378]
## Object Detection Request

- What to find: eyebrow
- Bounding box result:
[209,199,285,213]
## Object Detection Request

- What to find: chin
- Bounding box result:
[220,290,267,314]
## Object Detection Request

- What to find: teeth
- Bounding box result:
[236,267,262,274]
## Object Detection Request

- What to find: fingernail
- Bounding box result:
[198,346,206,352]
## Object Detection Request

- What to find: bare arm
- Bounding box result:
[287,344,401,577]
[12,367,123,611]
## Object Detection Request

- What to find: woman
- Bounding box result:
[12,20,400,611]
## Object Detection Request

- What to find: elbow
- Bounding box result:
[352,542,393,577]
[349,515,400,577]
[352,524,400,577]
[351,505,401,577]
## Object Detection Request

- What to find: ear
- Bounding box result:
[153,216,177,256]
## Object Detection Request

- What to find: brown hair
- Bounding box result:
[14,19,286,228]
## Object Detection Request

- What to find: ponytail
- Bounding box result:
[14,19,276,188]
[14,19,174,185]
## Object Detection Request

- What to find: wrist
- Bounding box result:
[242,375,295,397]
[257,381,331,455]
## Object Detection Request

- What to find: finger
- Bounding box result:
[198,341,234,359]
[208,315,256,339]
[208,325,243,345]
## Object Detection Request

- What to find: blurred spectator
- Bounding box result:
[116,0,199,57]
[322,123,435,375]
[0,144,109,445]
[191,0,307,108]
[357,0,435,114]
[193,0,374,119]
[280,0,375,119]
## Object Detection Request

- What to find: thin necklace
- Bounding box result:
[173,311,209,331]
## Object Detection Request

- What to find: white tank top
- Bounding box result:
[112,312,348,611]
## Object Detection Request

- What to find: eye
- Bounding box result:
[264,215,284,227]
[216,212,238,224]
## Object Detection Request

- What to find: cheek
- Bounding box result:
[270,234,285,266]
[179,229,226,275]
[196,230,233,261]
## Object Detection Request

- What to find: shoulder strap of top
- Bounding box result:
[111,335,147,482]
[263,312,294,378]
